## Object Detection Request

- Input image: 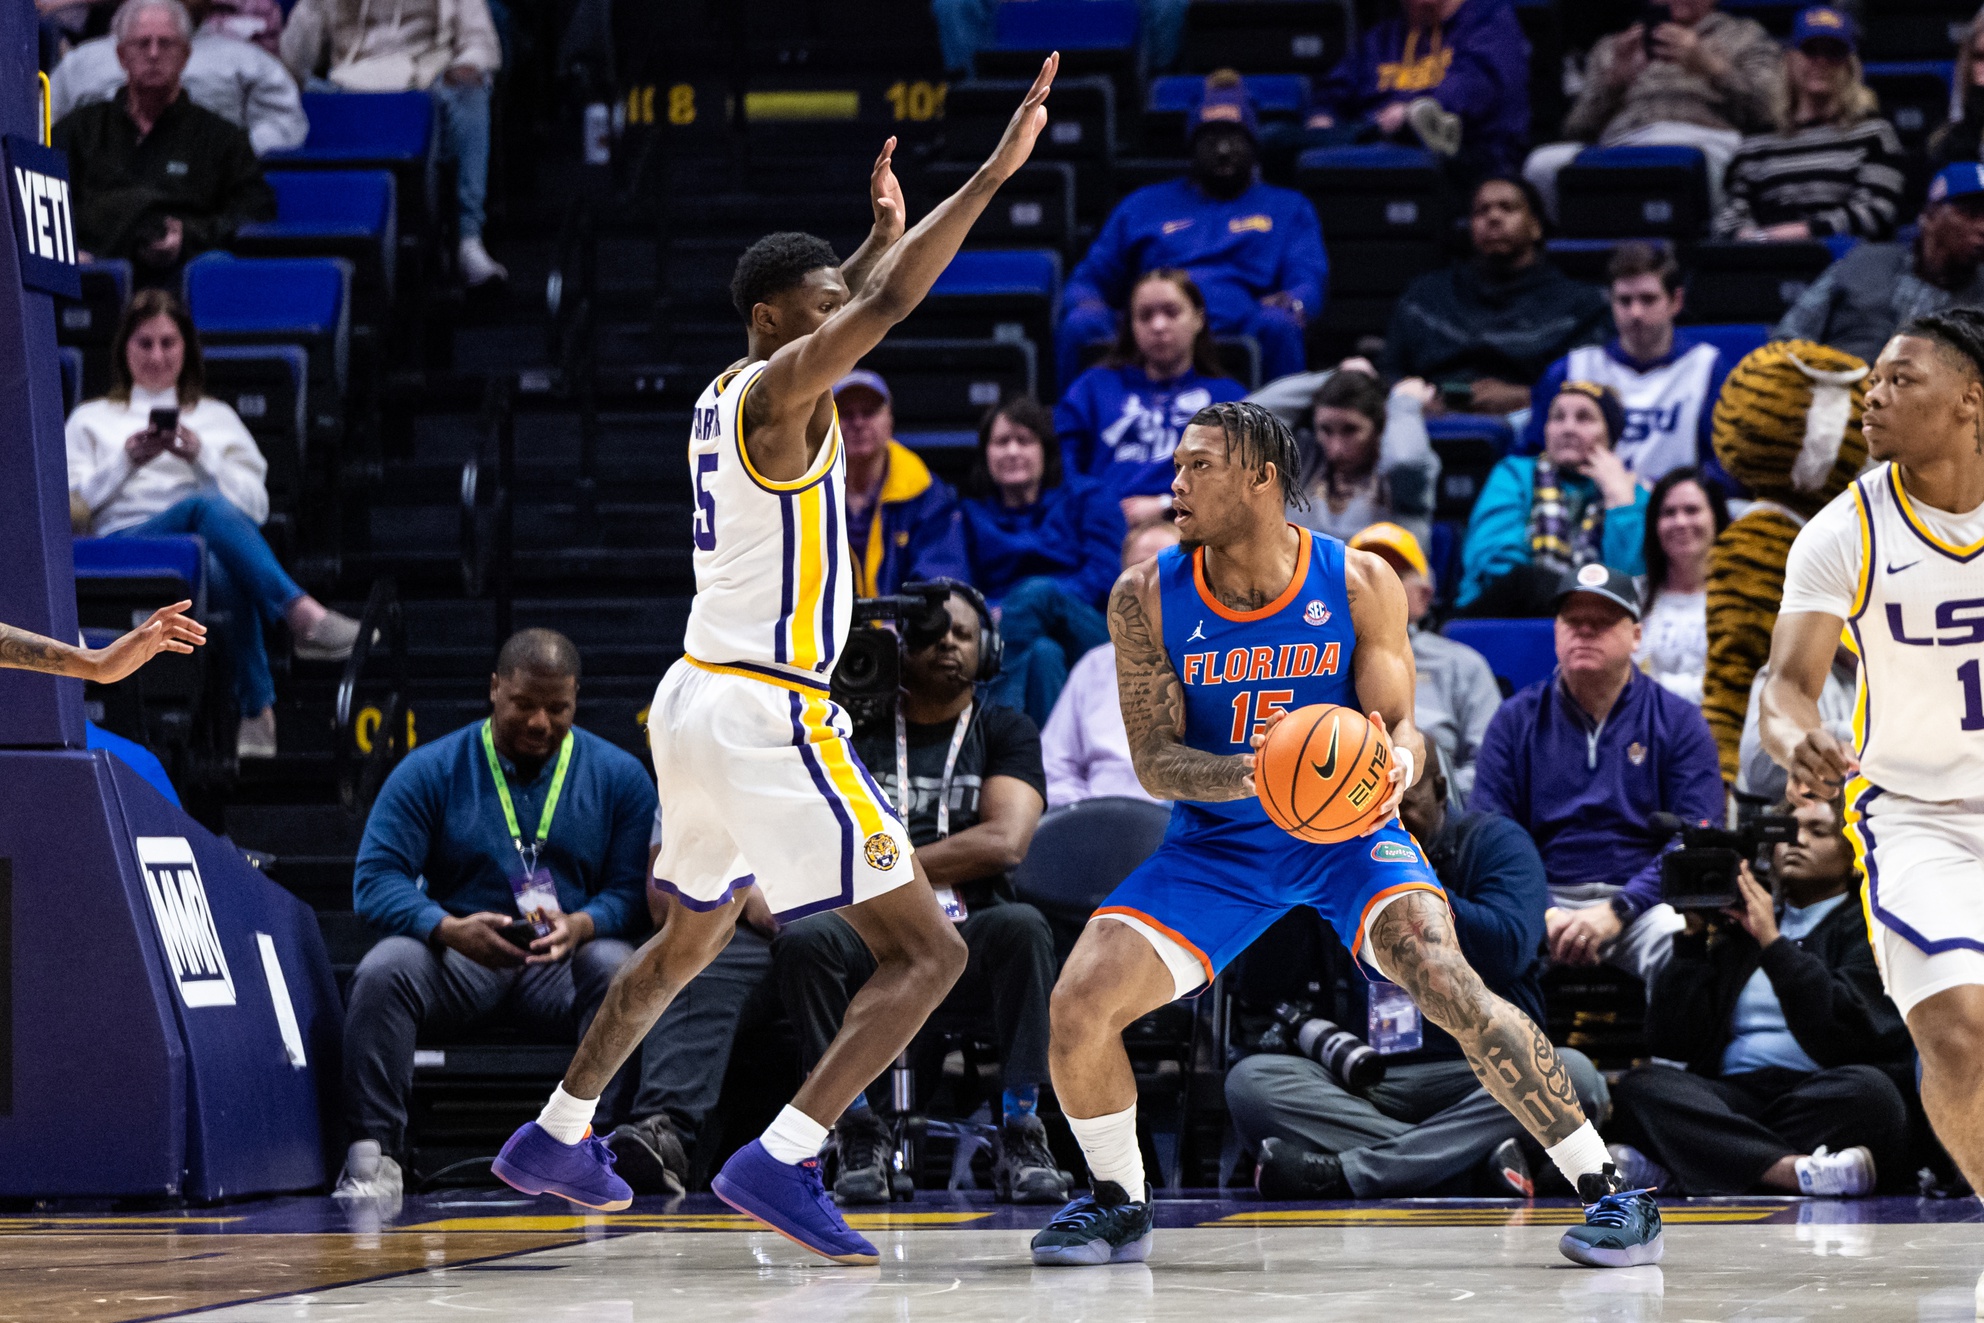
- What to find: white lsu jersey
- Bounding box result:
[680,359,853,684]
[1785,463,1984,802]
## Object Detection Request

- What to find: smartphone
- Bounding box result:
[1643,1,1671,54]
[149,406,179,436]
[498,919,536,949]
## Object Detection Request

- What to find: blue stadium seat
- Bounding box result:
[57,345,82,414]
[1441,617,1557,694]
[56,258,132,399]
[73,535,205,614]
[1295,145,1450,354]
[269,90,432,165]
[932,249,1061,304]
[992,0,1138,51]
[1427,414,1514,521]
[1144,73,1311,150]
[1687,322,1770,363]
[73,536,211,772]
[237,170,397,302]
[903,249,1061,388]
[1542,237,1636,285]
[201,344,309,515]
[1864,61,1954,147]
[1684,239,1834,324]
[184,254,350,439]
[1178,0,1353,78]
[1558,145,1710,240]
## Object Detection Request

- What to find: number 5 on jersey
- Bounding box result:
[1231,689,1295,744]
[694,453,718,551]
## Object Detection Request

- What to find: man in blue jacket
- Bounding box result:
[333,629,662,1203]
[1469,567,1724,986]
[836,371,972,596]
[1056,72,1328,387]
[1308,0,1532,176]
[1228,757,1609,1199]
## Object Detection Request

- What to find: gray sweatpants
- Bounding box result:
[1226,1049,1610,1198]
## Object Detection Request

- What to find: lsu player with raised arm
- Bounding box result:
[1028,401,1663,1270]
[490,57,1060,1265]
[1760,308,1984,1314]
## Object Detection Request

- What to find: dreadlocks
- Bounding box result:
[1187,400,1307,510]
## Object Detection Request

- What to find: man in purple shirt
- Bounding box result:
[1468,565,1722,986]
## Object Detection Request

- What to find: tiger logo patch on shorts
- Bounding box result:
[863,832,902,871]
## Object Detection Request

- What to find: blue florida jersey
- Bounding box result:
[1156,528,1359,841]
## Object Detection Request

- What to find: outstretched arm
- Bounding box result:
[838,138,907,296]
[1110,559,1254,801]
[1760,609,1857,803]
[745,55,1059,463]
[0,602,205,683]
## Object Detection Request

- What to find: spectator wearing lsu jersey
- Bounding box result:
[834,370,972,598]
[1056,71,1328,389]
[1522,243,1734,490]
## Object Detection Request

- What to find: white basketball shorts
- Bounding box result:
[1847,782,1984,1018]
[648,658,914,920]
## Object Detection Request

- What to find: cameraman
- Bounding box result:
[1608,797,1913,1197]
[771,584,1067,1205]
[1229,758,1609,1199]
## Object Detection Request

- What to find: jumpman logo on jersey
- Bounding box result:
[1187,621,1207,643]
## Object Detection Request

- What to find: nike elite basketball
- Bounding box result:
[1256,703,1393,844]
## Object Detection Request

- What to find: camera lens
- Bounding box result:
[1294,1017,1386,1090]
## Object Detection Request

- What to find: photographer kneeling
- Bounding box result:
[1229,759,1609,1199]
[1609,797,1912,1197]
[771,582,1067,1205]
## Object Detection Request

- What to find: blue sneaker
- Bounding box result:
[712,1139,880,1265]
[491,1123,632,1211]
[1029,1181,1154,1265]
[1559,1165,1664,1268]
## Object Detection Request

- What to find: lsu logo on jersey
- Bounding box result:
[863,832,901,871]
[1884,598,1984,647]
[1303,600,1330,626]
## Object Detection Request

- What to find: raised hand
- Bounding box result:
[986,52,1059,182]
[870,136,905,242]
[83,599,207,683]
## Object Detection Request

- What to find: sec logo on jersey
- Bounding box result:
[863,832,902,871]
[1304,600,1330,626]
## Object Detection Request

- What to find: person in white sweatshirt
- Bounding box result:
[66,288,360,759]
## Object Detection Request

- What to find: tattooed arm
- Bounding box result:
[0,602,205,683]
[1370,890,1585,1145]
[1109,559,1254,802]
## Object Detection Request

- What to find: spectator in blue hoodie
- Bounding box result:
[834,370,971,597]
[963,395,1124,725]
[1055,269,1248,526]
[1057,71,1328,388]
[1307,0,1532,177]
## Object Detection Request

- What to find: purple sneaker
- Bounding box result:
[492,1122,632,1211]
[711,1139,880,1265]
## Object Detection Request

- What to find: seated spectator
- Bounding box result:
[54,0,274,275]
[1521,243,1732,489]
[1348,523,1501,802]
[1040,519,1183,806]
[1458,381,1647,616]
[66,290,360,759]
[281,0,506,285]
[1231,759,1609,1199]
[1608,796,1912,1197]
[772,587,1066,1205]
[334,631,663,1202]
[1929,8,1984,172]
[1714,9,1904,244]
[1384,176,1610,415]
[1303,0,1531,176]
[1523,0,1785,218]
[1736,654,1854,807]
[52,0,305,155]
[836,371,970,598]
[1273,365,1439,548]
[1470,566,1724,985]
[1635,467,1729,705]
[1057,72,1327,387]
[1773,164,1984,363]
[1056,269,1246,525]
[961,395,1125,610]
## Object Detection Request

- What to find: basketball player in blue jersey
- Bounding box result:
[1028,402,1662,1269]
[1762,310,1984,1314]
[490,58,1059,1264]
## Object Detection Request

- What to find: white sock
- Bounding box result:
[1066,1104,1145,1196]
[1547,1121,1611,1188]
[536,1084,597,1145]
[761,1104,831,1165]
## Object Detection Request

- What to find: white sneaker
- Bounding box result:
[458,235,508,286]
[1607,1142,1670,1193]
[292,609,363,663]
[1795,1144,1875,1197]
[1406,96,1462,157]
[333,1139,404,1204]
[237,707,277,760]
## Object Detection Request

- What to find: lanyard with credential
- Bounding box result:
[896,703,972,838]
[481,719,574,884]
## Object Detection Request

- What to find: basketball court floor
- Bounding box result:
[8,1191,1984,1323]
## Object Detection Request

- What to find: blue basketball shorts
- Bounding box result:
[1094,814,1446,999]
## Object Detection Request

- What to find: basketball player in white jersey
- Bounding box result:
[490,58,1059,1261]
[1762,307,1984,1310]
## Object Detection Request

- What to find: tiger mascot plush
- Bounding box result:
[1704,340,1869,783]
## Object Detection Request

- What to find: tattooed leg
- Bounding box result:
[1368,891,1585,1146]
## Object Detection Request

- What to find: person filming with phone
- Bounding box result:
[1604,796,1914,1198]
[333,629,662,1205]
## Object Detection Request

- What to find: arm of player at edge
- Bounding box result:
[1110,557,1258,802]
[1760,609,1859,804]
[0,603,205,683]
[744,55,1060,455]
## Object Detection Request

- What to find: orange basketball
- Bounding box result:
[1255,703,1394,844]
